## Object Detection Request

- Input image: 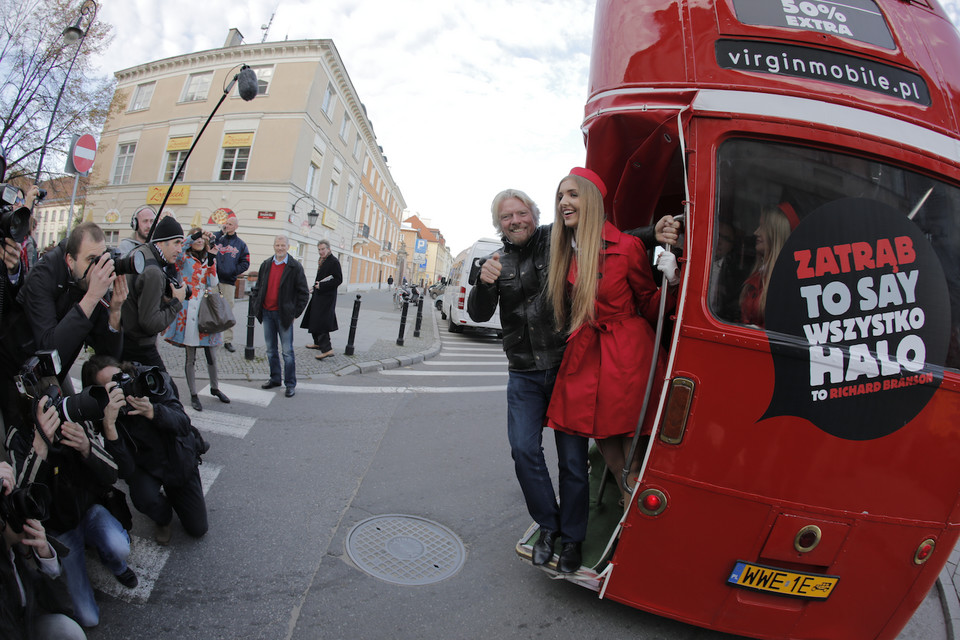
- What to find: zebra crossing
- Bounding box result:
[374,330,508,386]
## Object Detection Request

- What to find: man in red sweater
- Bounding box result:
[251,236,310,397]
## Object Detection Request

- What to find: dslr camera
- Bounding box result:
[0,479,51,533]
[112,365,167,399]
[0,183,31,244]
[15,350,109,429]
[104,247,145,276]
[163,263,192,300]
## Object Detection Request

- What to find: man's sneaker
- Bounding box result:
[115,567,138,588]
[155,523,173,546]
[223,342,236,353]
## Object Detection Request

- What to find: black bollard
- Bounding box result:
[245,286,257,360]
[413,295,424,338]
[397,299,409,346]
[345,294,362,356]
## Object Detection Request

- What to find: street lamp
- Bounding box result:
[35,0,98,197]
[292,195,319,227]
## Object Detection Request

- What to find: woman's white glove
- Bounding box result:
[656,250,680,286]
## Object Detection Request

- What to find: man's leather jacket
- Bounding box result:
[467,225,565,372]
[467,223,659,372]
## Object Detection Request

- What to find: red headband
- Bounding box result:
[569,167,607,198]
[778,201,800,231]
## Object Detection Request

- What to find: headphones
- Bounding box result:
[131,205,157,230]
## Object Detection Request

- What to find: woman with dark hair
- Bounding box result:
[163,228,230,410]
[545,167,680,526]
[301,239,342,360]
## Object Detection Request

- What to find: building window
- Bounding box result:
[219,147,250,181]
[164,150,189,182]
[129,82,155,111]
[306,163,317,197]
[251,65,274,95]
[327,173,340,209]
[112,143,136,184]
[339,114,350,140]
[322,83,335,117]
[353,133,362,160]
[180,72,213,102]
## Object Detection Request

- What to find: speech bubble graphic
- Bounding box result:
[762,198,949,440]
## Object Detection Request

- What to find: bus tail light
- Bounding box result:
[914,538,936,565]
[659,377,695,445]
[637,488,667,516]
[457,286,466,310]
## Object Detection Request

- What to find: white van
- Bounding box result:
[443,237,503,334]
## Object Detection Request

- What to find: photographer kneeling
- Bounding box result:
[81,355,208,547]
[4,392,134,629]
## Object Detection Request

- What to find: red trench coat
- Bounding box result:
[547,222,669,439]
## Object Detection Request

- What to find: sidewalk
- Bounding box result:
[155,287,441,380]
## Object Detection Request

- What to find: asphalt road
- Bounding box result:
[83,322,945,640]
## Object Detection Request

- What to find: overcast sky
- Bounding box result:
[88,0,960,255]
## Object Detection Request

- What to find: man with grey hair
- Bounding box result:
[251,235,309,397]
[467,188,586,572]
[468,188,680,573]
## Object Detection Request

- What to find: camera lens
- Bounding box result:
[0,205,31,243]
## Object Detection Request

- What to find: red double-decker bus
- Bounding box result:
[517,1,960,638]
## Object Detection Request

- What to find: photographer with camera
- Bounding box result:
[4,392,135,628]
[121,215,187,372]
[81,355,207,546]
[8,223,127,393]
[0,459,85,640]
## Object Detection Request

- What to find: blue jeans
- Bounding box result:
[507,368,589,543]
[55,504,131,628]
[262,309,296,388]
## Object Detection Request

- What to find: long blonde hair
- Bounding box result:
[742,206,792,318]
[548,174,606,333]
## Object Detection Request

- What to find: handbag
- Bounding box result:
[198,284,236,334]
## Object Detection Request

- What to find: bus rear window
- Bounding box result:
[710,138,960,370]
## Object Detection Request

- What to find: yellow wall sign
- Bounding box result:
[222,132,254,148]
[167,136,192,151]
[147,184,190,205]
[322,207,337,230]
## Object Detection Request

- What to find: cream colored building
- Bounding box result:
[403,214,452,285]
[87,30,406,290]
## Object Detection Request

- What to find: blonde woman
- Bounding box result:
[545,168,680,514]
[739,205,796,327]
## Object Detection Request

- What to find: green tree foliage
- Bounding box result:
[0,0,113,181]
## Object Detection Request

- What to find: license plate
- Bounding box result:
[727,561,839,600]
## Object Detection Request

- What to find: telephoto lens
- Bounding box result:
[0,205,30,243]
[107,248,145,276]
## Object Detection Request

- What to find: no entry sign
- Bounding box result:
[70,134,97,174]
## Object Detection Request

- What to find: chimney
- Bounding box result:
[224,28,244,48]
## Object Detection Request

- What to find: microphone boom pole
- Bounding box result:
[146,64,256,242]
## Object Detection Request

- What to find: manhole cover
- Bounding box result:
[346,514,466,585]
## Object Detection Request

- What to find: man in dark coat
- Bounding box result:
[11,222,127,389]
[121,215,187,371]
[251,235,309,397]
[301,239,342,360]
[82,355,207,547]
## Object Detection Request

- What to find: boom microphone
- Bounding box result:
[237,65,258,102]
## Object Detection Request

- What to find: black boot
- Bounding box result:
[557,542,582,574]
[531,529,557,566]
